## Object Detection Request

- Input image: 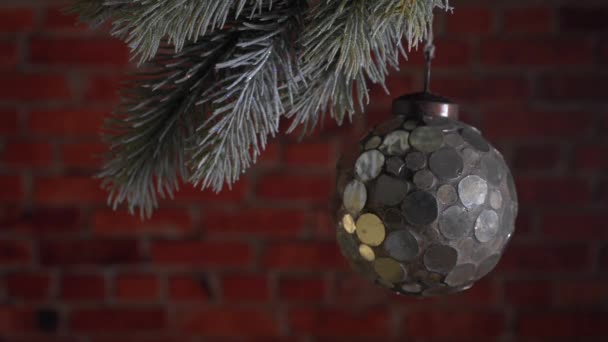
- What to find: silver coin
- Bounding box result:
[386,157,406,177]
[475,209,499,243]
[437,184,458,206]
[424,116,459,132]
[401,283,422,293]
[410,127,443,153]
[382,208,408,230]
[371,175,409,207]
[413,169,435,190]
[458,175,488,208]
[381,130,410,155]
[343,180,367,215]
[444,133,465,148]
[462,127,490,152]
[423,244,458,274]
[402,191,438,226]
[384,230,419,262]
[337,228,360,261]
[481,153,505,185]
[405,152,427,171]
[364,136,382,150]
[429,148,464,180]
[489,190,503,209]
[445,263,476,286]
[403,120,419,131]
[439,206,471,240]
[475,254,501,279]
[355,150,384,182]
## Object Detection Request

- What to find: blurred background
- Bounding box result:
[1,0,608,340]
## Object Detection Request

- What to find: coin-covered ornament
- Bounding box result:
[335,92,518,297]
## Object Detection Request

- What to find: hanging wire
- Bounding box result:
[423,19,436,93]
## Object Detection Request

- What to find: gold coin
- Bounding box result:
[342,214,356,234]
[358,244,375,261]
[355,213,386,247]
[374,258,405,283]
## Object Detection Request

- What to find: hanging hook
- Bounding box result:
[423,19,435,93]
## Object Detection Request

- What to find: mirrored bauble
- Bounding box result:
[334,96,518,297]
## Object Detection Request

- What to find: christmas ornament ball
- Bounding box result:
[335,96,518,297]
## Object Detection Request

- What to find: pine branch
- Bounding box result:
[286,0,449,133]
[190,0,305,192]
[68,0,128,26]
[99,34,238,217]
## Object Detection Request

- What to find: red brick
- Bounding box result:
[174,309,278,337]
[83,74,123,102]
[445,7,493,34]
[513,145,561,172]
[575,145,608,170]
[0,73,71,101]
[61,142,105,168]
[519,312,608,337]
[515,178,590,206]
[539,75,608,101]
[263,242,345,270]
[2,142,53,167]
[482,110,592,140]
[559,6,608,32]
[93,208,193,236]
[222,274,269,302]
[0,8,35,32]
[28,109,106,136]
[203,208,306,238]
[33,176,106,205]
[151,241,252,267]
[0,109,19,135]
[0,307,35,333]
[172,178,248,203]
[0,40,18,69]
[0,240,32,266]
[405,38,473,68]
[481,39,593,66]
[289,308,388,337]
[115,274,159,301]
[504,7,554,33]
[40,240,140,266]
[2,207,82,235]
[256,174,332,201]
[42,7,87,32]
[279,275,326,301]
[432,76,528,102]
[30,37,129,67]
[70,309,166,333]
[554,280,608,307]
[505,280,552,307]
[437,280,500,306]
[284,142,333,167]
[168,275,211,301]
[541,213,607,241]
[0,175,24,202]
[498,243,589,273]
[60,274,106,300]
[258,142,281,165]
[405,311,504,338]
[5,272,51,300]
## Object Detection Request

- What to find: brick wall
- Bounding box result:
[1,0,608,340]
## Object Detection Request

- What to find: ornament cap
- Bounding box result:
[392,92,459,120]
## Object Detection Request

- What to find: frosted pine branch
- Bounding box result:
[72,0,450,216]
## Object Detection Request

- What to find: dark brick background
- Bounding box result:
[1,0,608,340]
